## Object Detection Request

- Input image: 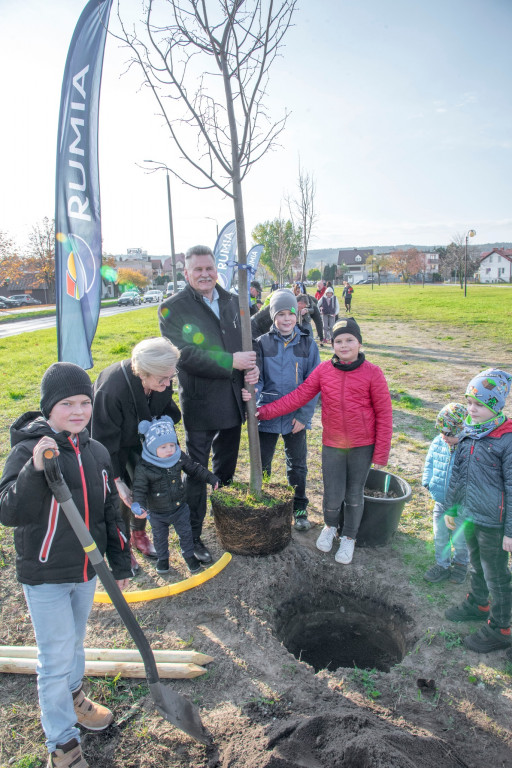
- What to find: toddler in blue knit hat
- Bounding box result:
[131,416,219,574]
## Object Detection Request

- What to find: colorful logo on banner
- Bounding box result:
[56,232,96,300]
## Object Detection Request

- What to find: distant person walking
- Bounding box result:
[342,281,354,313]
[318,287,339,342]
[315,280,326,301]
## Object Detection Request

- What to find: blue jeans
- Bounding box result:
[259,429,308,512]
[433,502,469,567]
[22,579,97,752]
[322,444,374,539]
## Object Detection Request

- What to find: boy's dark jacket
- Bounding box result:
[132,454,218,514]
[0,412,131,585]
[446,420,512,537]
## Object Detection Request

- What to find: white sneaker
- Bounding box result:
[316,525,338,552]
[335,536,355,564]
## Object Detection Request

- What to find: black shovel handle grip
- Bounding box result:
[42,449,160,685]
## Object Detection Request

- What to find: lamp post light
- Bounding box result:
[204,216,219,242]
[144,160,178,294]
[464,229,477,298]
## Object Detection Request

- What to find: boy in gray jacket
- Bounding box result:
[444,369,512,654]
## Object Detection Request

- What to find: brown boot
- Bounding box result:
[47,738,88,768]
[131,529,157,557]
[73,687,114,731]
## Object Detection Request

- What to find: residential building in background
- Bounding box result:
[478,248,512,283]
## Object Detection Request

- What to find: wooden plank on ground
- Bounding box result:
[0,657,207,679]
[0,646,213,666]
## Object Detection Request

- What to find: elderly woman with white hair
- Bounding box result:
[92,337,181,570]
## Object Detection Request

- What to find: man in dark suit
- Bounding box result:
[159,245,258,563]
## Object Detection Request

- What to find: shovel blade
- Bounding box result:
[149,681,208,744]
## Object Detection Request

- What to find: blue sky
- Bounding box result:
[1,0,511,257]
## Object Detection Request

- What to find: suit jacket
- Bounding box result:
[159,283,245,431]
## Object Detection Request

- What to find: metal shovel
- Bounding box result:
[42,449,208,744]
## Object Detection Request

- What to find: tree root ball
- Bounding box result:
[211,483,294,556]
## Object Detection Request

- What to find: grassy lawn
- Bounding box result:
[346,282,512,332]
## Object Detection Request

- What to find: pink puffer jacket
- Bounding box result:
[257,357,393,466]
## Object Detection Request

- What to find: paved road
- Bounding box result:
[0,304,150,339]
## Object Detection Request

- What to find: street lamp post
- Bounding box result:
[204,216,219,242]
[144,160,178,294]
[464,229,477,298]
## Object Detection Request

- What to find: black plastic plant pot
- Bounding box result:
[349,468,412,548]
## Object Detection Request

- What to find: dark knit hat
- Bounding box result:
[139,416,177,455]
[269,289,297,322]
[332,317,362,343]
[40,363,93,418]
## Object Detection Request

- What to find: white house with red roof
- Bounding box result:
[478,248,512,283]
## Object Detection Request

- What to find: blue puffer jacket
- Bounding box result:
[255,326,320,435]
[422,434,456,506]
[445,420,512,537]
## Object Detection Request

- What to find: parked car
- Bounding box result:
[142,289,164,303]
[117,290,141,306]
[0,295,21,308]
[8,294,42,305]
[355,278,375,285]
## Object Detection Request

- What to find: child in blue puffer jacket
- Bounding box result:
[422,402,469,584]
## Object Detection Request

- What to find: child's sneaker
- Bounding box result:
[464,623,511,653]
[450,563,468,584]
[335,536,355,564]
[47,738,88,768]
[445,595,489,622]
[73,687,113,731]
[316,525,338,552]
[156,558,171,574]
[294,511,311,531]
[184,555,202,574]
[423,563,451,583]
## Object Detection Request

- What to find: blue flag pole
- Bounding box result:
[55,0,113,369]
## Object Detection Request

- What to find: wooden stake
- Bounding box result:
[0,645,213,666]
[0,657,206,679]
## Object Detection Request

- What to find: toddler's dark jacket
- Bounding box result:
[0,412,131,585]
[132,453,218,514]
[445,420,512,537]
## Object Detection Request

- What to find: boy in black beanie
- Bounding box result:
[0,362,131,768]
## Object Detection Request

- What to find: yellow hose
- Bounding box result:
[94,552,232,604]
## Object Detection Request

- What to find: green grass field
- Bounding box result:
[345,282,512,331]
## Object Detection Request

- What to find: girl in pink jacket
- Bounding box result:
[257,317,392,564]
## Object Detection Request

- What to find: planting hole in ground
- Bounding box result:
[274,589,409,673]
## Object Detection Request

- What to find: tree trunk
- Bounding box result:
[222,52,262,494]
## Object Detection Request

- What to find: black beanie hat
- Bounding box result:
[332,317,362,343]
[40,362,93,418]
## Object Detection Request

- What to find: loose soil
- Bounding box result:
[1,318,512,768]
